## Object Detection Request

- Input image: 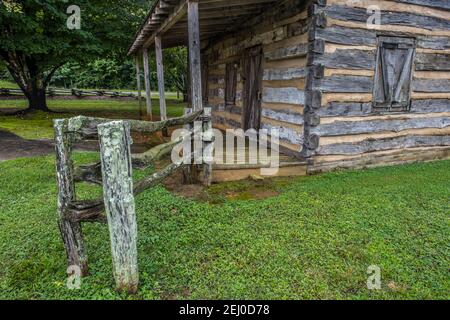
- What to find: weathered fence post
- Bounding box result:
[54,119,88,276]
[98,121,139,294]
[202,107,214,186]
[182,108,195,184]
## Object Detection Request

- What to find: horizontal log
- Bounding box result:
[415,53,450,71]
[213,114,242,129]
[316,25,450,50]
[209,88,225,99]
[74,163,102,185]
[265,43,309,61]
[413,79,450,92]
[309,146,450,173]
[311,116,450,136]
[394,0,450,10]
[317,135,450,155]
[261,116,303,132]
[314,75,373,93]
[314,49,376,70]
[68,111,202,140]
[224,104,243,116]
[261,122,304,146]
[323,5,450,31]
[261,108,304,125]
[134,162,187,195]
[263,79,305,89]
[263,87,305,104]
[316,25,376,46]
[317,99,450,117]
[410,99,450,113]
[327,0,450,20]
[418,36,450,51]
[263,67,307,81]
[320,127,450,145]
[317,102,373,117]
[68,160,188,223]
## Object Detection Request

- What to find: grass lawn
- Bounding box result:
[0,98,185,140]
[0,153,448,300]
[0,80,19,88]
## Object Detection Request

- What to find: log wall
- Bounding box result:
[203,0,312,153]
[306,0,450,172]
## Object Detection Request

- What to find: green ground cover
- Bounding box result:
[0,98,185,140]
[0,155,448,300]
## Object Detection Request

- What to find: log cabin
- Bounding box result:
[128,0,450,180]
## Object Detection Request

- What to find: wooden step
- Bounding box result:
[210,162,308,182]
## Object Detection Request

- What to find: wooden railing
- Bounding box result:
[54,108,212,293]
[0,87,138,98]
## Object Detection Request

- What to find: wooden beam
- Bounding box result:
[188,0,203,111]
[142,49,153,118]
[143,0,188,49]
[135,55,143,117]
[155,36,167,121]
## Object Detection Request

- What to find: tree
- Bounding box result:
[0,0,149,112]
[164,47,188,102]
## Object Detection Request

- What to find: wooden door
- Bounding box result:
[242,46,263,131]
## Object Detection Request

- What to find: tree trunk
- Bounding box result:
[1,52,57,113]
[25,83,49,112]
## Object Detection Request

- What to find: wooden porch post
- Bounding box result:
[155,36,167,122]
[187,1,213,185]
[187,0,203,112]
[142,48,153,119]
[135,55,143,118]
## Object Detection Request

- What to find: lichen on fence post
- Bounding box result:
[98,120,139,293]
[182,108,195,184]
[202,107,214,186]
[54,119,88,276]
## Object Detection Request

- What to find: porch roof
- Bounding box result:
[128,0,279,55]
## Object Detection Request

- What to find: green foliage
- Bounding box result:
[51,59,137,90]
[0,0,149,65]
[164,47,188,95]
[0,0,151,109]
[0,1,188,92]
[0,156,448,299]
[50,47,188,91]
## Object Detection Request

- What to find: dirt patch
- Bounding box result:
[161,166,281,203]
[0,129,149,162]
[0,130,55,161]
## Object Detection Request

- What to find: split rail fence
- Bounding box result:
[54,108,213,293]
[1,88,138,98]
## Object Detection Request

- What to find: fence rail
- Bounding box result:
[0,87,138,98]
[54,108,213,293]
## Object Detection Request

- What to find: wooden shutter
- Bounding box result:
[242,46,263,131]
[225,62,238,107]
[373,37,416,112]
